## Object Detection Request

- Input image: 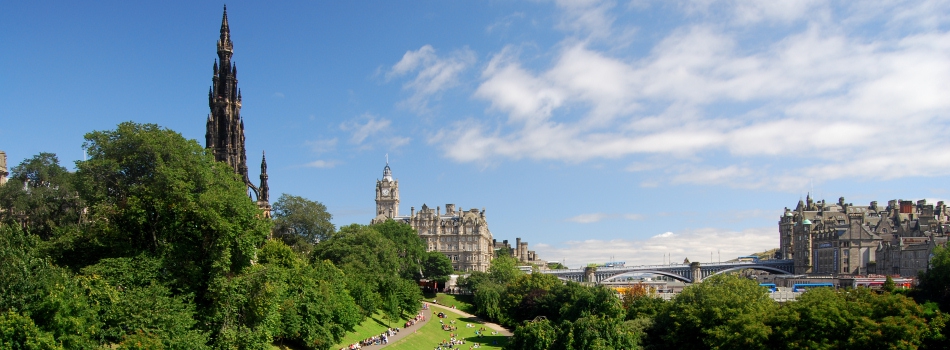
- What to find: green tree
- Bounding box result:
[275,258,361,350]
[0,153,83,240]
[371,220,427,280]
[501,273,562,325]
[883,275,896,293]
[650,274,774,349]
[311,224,421,318]
[272,193,335,251]
[0,224,100,348]
[556,314,642,350]
[488,254,523,286]
[422,251,453,283]
[68,122,272,345]
[472,282,506,323]
[917,244,950,312]
[0,311,61,350]
[767,287,941,348]
[505,317,556,350]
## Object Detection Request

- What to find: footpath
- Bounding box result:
[365,301,512,349]
[343,307,432,350]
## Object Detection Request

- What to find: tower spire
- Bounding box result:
[259,150,269,203]
[220,5,230,41]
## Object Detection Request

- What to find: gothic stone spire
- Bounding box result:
[259,151,269,203]
[206,6,260,197]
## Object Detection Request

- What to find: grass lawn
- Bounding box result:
[330,312,400,349]
[385,308,508,350]
[424,292,476,314]
[269,312,400,350]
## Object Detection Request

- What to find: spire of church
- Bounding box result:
[259,151,269,203]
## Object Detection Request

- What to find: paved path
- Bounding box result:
[351,301,512,349]
[344,307,432,350]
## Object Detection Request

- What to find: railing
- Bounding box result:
[544,260,794,275]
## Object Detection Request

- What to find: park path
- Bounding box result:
[369,301,512,349]
[428,302,513,337]
[354,306,432,349]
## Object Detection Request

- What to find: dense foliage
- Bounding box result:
[0,122,422,349]
[272,193,335,252]
[461,255,950,350]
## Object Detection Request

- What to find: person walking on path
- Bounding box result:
[350,305,432,349]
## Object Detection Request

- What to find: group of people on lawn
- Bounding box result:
[433,313,486,350]
[341,310,429,350]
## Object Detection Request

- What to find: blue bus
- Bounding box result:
[792,283,835,292]
[759,283,777,292]
[602,261,626,267]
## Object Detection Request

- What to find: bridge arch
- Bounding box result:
[707,265,792,277]
[598,270,692,283]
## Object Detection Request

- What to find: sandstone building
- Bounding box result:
[779,195,948,277]
[493,238,546,267]
[371,163,495,272]
[204,6,270,217]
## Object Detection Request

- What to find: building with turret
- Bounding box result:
[370,163,546,272]
[371,163,495,272]
[779,195,948,277]
[204,6,270,217]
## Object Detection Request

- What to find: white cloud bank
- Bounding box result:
[417,1,950,191]
[533,226,776,268]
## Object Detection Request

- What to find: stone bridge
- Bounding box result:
[541,260,794,284]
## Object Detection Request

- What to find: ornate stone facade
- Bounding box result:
[780,196,948,277]
[493,238,546,267]
[204,6,270,217]
[371,164,494,272]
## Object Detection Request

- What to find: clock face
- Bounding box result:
[382,188,390,196]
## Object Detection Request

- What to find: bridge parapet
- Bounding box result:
[542,260,794,284]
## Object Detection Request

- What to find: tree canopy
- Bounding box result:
[272,193,335,251]
[0,122,399,350]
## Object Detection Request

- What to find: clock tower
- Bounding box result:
[375,163,399,218]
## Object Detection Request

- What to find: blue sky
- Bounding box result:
[3,1,950,268]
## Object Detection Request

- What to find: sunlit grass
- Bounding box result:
[385,307,507,350]
[424,292,476,314]
[330,312,400,349]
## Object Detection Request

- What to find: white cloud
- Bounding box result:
[388,45,476,112]
[552,0,617,39]
[273,92,285,98]
[338,114,411,153]
[486,12,525,33]
[305,160,338,169]
[567,213,610,223]
[431,1,950,190]
[534,226,776,268]
[340,114,391,145]
[680,0,828,25]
